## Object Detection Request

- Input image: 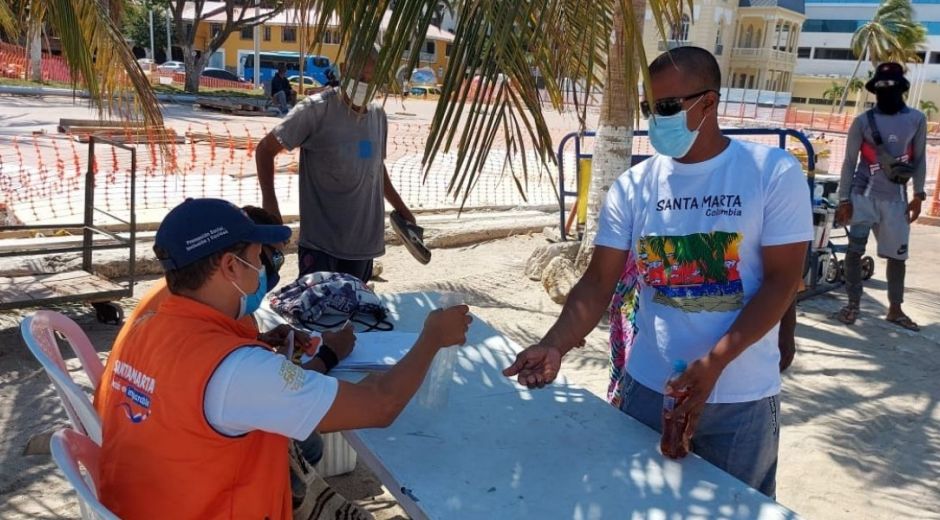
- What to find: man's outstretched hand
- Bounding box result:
[503,345,564,389]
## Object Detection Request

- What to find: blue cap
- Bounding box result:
[154,198,291,270]
[673,360,688,373]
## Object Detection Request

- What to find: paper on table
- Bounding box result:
[300,331,420,372]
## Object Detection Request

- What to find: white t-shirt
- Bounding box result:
[595,140,812,403]
[204,346,338,438]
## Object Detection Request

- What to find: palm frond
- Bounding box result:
[43,0,164,132]
[292,0,683,206]
[0,0,17,36]
[852,0,926,65]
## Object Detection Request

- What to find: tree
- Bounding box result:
[823,82,845,114]
[920,100,938,121]
[124,1,176,62]
[837,0,927,113]
[576,0,653,270]
[430,0,454,29]
[168,1,284,93]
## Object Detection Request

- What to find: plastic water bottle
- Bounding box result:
[660,359,691,459]
[416,292,463,410]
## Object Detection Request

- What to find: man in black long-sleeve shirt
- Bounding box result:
[271,64,295,115]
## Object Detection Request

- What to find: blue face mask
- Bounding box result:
[647,95,706,159]
[232,255,267,320]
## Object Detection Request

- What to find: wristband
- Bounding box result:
[315,345,339,372]
[915,192,927,201]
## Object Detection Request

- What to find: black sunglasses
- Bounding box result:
[641,89,714,119]
[261,247,285,272]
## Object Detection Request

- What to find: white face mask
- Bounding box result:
[344,81,371,107]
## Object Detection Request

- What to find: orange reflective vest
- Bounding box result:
[96,293,290,519]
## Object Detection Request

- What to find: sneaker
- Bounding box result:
[390,211,431,264]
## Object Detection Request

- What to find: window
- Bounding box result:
[425,41,436,55]
[263,26,271,41]
[803,19,863,33]
[240,26,254,40]
[814,48,855,60]
[210,23,222,38]
[929,52,940,64]
[282,26,297,43]
[743,26,753,47]
[320,30,341,45]
[446,43,453,56]
[670,14,690,41]
[797,47,811,59]
[715,22,724,55]
[916,51,927,63]
[756,28,762,46]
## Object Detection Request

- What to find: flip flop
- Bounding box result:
[390,211,431,265]
[836,304,859,325]
[886,314,921,332]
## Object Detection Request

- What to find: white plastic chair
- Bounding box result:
[50,428,119,520]
[21,311,104,444]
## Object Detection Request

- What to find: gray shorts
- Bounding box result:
[849,193,910,260]
[619,373,780,497]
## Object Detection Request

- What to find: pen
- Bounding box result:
[286,329,295,362]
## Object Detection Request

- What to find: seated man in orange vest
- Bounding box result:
[96,204,354,507]
[95,198,471,519]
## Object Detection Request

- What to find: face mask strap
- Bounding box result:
[231,253,263,296]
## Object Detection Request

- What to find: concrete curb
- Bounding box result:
[0,85,249,105]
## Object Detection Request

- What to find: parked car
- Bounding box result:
[409,85,442,98]
[201,68,245,83]
[137,58,155,73]
[156,61,185,73]
[288,75,323,95]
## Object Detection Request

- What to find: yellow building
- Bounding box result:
[183,4,454,82]
[641,0,805,92]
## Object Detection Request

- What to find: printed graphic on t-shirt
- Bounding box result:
[635,231,744,313]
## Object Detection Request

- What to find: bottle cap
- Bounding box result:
[673,359,688,373]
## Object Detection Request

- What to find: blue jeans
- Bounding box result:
[618,373,780,497]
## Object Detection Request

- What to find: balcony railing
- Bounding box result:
[731,47,796,64]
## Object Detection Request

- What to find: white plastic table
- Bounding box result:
[258,292,802,520]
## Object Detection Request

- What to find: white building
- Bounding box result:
[792,0,940,109]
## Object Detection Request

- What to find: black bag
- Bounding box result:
[866,110,915,185]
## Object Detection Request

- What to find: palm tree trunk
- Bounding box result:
[27,19,42,82]
[575,0,642,271]
[837,44,865,114]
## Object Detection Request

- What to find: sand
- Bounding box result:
[1,227,939,519]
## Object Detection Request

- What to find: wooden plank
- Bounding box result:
[0,271,126,310]
[58,119,146,133]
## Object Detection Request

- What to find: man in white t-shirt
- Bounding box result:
[504,47,812,497]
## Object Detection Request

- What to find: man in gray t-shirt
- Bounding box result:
[834,62,927,331]
[254,47,416,282]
